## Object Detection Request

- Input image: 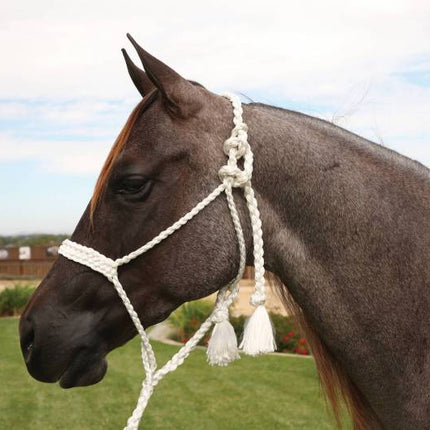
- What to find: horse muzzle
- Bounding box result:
[19,298,108,388]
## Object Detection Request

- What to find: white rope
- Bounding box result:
[58,92,271,429]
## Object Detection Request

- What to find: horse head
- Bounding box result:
[19,35,252,388]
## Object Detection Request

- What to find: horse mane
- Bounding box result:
[268,273,383,429]
[90,90,158,219]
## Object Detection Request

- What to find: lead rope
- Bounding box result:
[58,93,275,430]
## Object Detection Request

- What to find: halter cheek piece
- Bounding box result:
[59,93,275,430]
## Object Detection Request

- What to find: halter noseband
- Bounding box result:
[58,93,275,430]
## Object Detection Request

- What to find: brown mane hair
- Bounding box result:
[268,273,383,429]
[90,91,158,219]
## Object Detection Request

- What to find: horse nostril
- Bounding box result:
[20,319,35,364]
[23,330,34,363]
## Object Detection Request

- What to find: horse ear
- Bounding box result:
[126,33,202,117]
[121,48,154,97]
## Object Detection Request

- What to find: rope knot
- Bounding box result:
[213,306,229,324]
[250,291,266,307]
[218,164,251,188]
[223,136,247,158]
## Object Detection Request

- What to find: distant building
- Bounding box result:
[0,245,59,278]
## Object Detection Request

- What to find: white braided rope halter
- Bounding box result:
[58,93,275,429]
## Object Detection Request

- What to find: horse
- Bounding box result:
[19,35,430,429]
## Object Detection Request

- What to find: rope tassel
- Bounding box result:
[240,304,276,356]
[207,320,240,366]
[207,307,240,366]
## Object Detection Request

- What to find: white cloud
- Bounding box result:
[1,0,430,171]
[2,0,429,98]
[0,133,110,175]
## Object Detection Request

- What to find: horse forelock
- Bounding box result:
[89,90,158,221]
[89,81,206,222]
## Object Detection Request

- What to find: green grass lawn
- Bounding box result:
[0,318,347,429]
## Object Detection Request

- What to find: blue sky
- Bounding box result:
[1,0,430,234]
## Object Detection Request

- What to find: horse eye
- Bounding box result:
[114,176,154,201]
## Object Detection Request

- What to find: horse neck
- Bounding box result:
[243,102,430,428]
[244,102,427,315]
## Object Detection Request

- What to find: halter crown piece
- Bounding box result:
[58,93,276,429]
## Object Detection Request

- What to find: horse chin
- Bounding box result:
[59,354,108,389]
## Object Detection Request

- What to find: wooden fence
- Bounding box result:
[0,259,55,278]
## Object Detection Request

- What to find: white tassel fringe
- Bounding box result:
[207,319,240,366]
[239,305,276,356]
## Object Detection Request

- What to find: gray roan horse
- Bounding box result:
[19,35,430,429]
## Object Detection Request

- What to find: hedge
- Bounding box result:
[0,284,35,316]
